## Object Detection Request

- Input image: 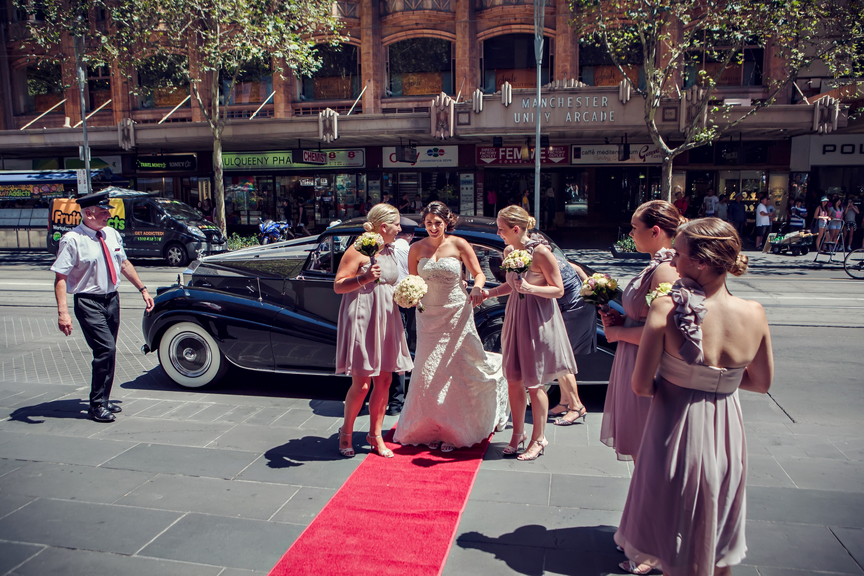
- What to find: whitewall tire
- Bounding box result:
[157,322,226,388]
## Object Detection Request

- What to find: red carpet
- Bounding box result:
[268,429,490,576]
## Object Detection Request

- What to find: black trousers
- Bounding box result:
[389,306,416,409]
[73,292,120,408]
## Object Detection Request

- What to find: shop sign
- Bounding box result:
[299,178,315,186]
[0,183,68,199]
[495,69,536,91]
[459,173,475,216]
[299,150,328,165]
[222,149,365,171]
[314,76,353,100]
[790,135,864,170]
[402,72,443,96]
[477,146,568,165]
[383,146,459,168]
[135,154,197,172]
[65,155,123,172]
[570,144,662,165]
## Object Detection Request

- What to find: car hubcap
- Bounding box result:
[169,332,211,377]
[168,248,182,264]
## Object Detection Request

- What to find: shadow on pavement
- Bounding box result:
[457,525,621,576]
[265,432,351,468]
[8,398,97,423]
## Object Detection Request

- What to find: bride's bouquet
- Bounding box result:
[645,282,673,306]
[501,249,532,299]
[580,273,621,312]
[353,232,384,283]
[393,275,427,313]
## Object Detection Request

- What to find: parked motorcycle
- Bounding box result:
[258,219,281,245]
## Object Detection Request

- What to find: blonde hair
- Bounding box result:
[497,205,536,231]
[364,203,399,232]
[678,217,748,276]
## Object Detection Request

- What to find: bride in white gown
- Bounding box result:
[394,202,509,452]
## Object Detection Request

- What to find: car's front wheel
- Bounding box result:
[157,322,226,388]
[165,242,189,267]
[479,319,503,354]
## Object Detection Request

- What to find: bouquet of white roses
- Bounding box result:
[501,249,533,299]
[645,282,673,307]
[393,275,428,313]
[353,232,384,283]
[579,273,621,312]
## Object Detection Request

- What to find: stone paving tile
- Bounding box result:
[831,526,864,571]
[0,461,155,503]
[212,405,263,425]
[748,486,864,528]
[100,443,259,479]
[0,541,44,575]
[744,520,863,574]
[236,451,362,489]
[470,469,551,506]
[443,541,546,576]
[269,408,314,428]
[117,398,167,417]
[11,547,222,576]
[139,513,301,572]
[746,454,797,488]
[775,457,864,493]
[269,486,336,525]
[549,474,630,511]
[183,403,236,423]
[0,411,105,437]
[89,417,234,447]
[162,402,215,421]
[0,491,36,520]
[116,474,298,520]
[242,407,291,427]
[196,393,301,409]
[208,423,333,454]
[0,434,135,466]
[0,455,26,476]
[297,413,341,431]
[548,420,591,447]
[481,443,631,478]
[134,400,186,418]
[0,499,183,555]
[833,437,864,462]
[218,569,268,576]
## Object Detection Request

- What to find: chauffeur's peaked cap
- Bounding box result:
[76,190,112,208]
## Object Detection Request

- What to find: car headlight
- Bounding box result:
[188,226,206,239]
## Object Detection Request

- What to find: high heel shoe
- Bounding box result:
[366,433,394,458]
[517,438,548,461]
[338,428,355,458]
[547,403,569,417]
[553,404,587,426]
[440,443,456,453]
[502,432,528,457]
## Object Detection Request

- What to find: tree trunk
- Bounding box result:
[213,136,226,234]
[661,158,674,203]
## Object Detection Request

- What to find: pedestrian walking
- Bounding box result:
[728,193,747,239]
[51,191,154,423]
[843,197,859,250]
[755,196,772,250]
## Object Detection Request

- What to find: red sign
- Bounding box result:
[476,146,569,165]
[302,150,328,165]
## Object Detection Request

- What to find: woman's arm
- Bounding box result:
[333,246,379,294]
[408,240,424,276]
[456,238,487,306]
[606,262,678,345]
[515,246,564,298]
[631,298,673,396]
[738,303,774,394]
[569,261,588,281]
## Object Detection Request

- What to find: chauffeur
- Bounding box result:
[51,190,155,422]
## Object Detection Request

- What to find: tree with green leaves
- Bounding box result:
[19,0,344,232]
[572,0,864,200]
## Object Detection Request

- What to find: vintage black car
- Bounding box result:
[141,215,616,388]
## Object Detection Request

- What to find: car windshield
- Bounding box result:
[156,200,202,221]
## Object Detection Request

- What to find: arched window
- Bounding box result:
[136,55,189,109]
[481,33,551,94]
[300,44,360,101]
[222,55,273,105]
[578,37,645,88]
[13,60,63,115]
[387,38,454,97]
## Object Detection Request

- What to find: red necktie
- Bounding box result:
[97,230,118,285]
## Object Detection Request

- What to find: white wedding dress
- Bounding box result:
[394,257,510,448]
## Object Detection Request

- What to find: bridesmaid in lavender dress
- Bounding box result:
[481,206,577,461]
[334,204,413,458]
[615,218,773,576]
[600,200,682,462]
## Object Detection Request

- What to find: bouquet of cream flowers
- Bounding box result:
[393,275,427,313]
[501,249,533,299]
[579,273,621,312]
[353,232,384,283]
[645,282,673,307]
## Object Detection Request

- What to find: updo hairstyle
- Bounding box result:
[420,201,458,232]
[634,200,686,238]
[678,217,748,277]
[364,203,400,232]
[498,205,536,231]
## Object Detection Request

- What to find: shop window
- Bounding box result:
[301,44,360,101]
[683,37,764,88]
[481,33,551,94]
[136,55,190,109]
[13,61,63,115]
[223,176,266,225]
[222,55,273,105]
[578,37,644,89]
[136,177,175,198]
[87,65,112,113]
[388,38,454,97]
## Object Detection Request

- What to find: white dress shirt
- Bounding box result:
[393,238,411,283]
[51,224,128,294]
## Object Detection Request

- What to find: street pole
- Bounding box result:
[74,34,92,195]
[533,0,545,228]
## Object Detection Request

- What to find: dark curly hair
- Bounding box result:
[420,201,458,232]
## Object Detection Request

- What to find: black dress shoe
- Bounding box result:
[88,405,116,423]
[105,402,122,414]
[385,406,402,416]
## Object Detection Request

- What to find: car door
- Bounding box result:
[128,200,164,256]
[270,233,352,371]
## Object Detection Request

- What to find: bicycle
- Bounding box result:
[844,249,864,279]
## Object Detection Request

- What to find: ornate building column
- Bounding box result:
[455,0,479,96]
[554,0,577,83]
[110,62,132,125]
[273,57,296,118]
[360,0,382,114]
[61,32,82,126]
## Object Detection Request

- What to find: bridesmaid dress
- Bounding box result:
[500,241,578,388]
[615,279,748,576]
[335,245,414,377]
[600,248,674,460]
